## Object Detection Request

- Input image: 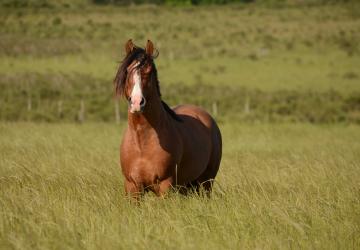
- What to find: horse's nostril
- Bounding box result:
[140,97,146,107]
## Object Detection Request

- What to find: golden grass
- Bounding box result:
[0,122,359,249]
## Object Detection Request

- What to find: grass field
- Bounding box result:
[1,2,360,249]
[0,122,360,249]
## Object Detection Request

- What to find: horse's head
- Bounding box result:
[114,39,160,114]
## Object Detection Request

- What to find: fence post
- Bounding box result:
[244,96,250,114]
[57,100,63,118]
[27,96,32,112]
[78,99,85,123]
[212,101,218,117]
[27,96,32,121]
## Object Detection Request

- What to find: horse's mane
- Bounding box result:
[114,47,182,122]
[161,100,182,122]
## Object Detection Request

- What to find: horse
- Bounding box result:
[114,39,222,200]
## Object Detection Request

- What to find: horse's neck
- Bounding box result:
[128,98,169,149]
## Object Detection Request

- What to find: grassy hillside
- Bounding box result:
[0,4,359,122]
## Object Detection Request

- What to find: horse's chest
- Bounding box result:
[121,147,175,185]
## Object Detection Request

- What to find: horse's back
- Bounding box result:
[174,105,214,129]
[173,104,222,184]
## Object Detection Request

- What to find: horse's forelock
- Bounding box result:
[114,47,161,97]
[114,47,145,96]
[114,45,182,122]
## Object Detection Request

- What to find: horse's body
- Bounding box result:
[115,40,222,199]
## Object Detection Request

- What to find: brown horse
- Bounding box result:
[114,40,222,200]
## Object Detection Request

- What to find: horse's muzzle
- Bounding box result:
[128,96,146,113]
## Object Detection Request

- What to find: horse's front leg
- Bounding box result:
[124,180,143,202]
[154,177,174,197]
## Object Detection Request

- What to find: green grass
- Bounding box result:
[1,49,359,92]
[0,122,359,249]
[1,4,359,91]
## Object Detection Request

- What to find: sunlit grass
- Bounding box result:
[0,122,359,249]
[1,4,359,92]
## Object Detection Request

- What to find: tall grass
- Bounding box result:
[0,122,359,249]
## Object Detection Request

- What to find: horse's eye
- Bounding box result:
[139,62,147,70]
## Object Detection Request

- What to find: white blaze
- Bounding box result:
[129,64,144,113]
[130,70,142,99]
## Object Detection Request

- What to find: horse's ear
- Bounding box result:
[145,40,154,56]
[125,39,134,55]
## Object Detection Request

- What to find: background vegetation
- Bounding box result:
[0,1,359,249]
[1,2,359,123]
